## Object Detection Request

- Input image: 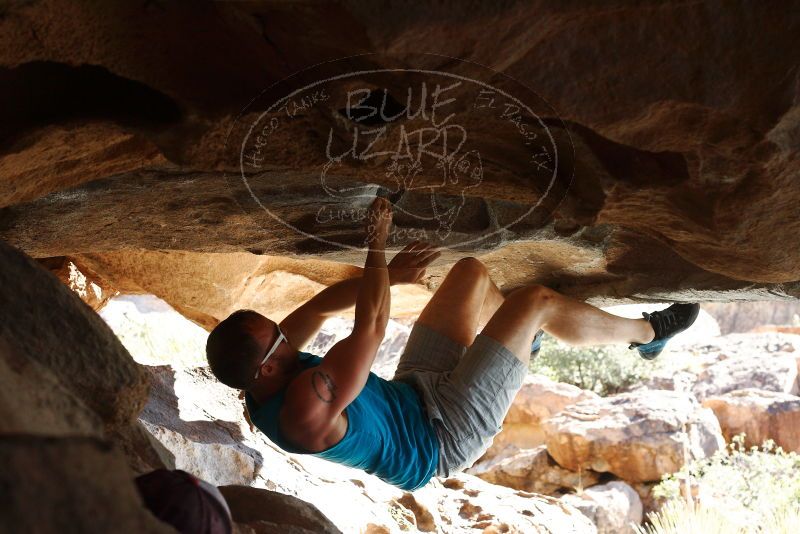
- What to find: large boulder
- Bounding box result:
[637,332,800,400]
[0,334,103,438]
[139,365,259,486]
[543,390,725,482]
[418,474,598,533]
[482,375,599,459]
[702,388,800,451]
[0,240,149,436]
[0,433,173,533]
[0,239,168,476]
[468,445,601,495]
[220,485,341,534]
[0,240,177,528]
[692,352,798,401]
[560,481,643,534]
[635,370,698,394]
[504,376,601,422]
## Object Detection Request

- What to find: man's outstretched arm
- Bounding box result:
[283,198,394,426]
[279,240,440,349]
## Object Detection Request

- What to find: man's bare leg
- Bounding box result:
[417,257,505,347]
[480,285,655,365]
[477,276,504,331]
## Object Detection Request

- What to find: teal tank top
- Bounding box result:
[245,351,440,491]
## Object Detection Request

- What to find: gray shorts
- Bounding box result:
[392,322,527,477]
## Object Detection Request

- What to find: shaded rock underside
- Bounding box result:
[1,0,799,320]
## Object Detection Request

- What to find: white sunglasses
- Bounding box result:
[254,326,287,379]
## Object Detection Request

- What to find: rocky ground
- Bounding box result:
[467,332,800,533]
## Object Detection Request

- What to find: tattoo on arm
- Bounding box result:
[311,370,337,404]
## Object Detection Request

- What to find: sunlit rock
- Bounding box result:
[220,485,342,534]
[703,388,800,451]
[692,350,799,401]
[560,481,643,534]
[468,445,601,495]
[481,375,599,460]
[543,390,725,482]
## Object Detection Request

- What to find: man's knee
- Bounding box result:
[448,256,488,281]
[508,284,558,305]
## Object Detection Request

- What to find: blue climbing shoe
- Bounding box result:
[630,303,700,360]
[531,329,544,357]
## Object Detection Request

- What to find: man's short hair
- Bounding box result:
[206,309,264,390]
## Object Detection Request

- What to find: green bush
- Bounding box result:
[528,335,663,396]
[639,436,800,533]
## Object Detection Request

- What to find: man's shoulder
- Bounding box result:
[282,366,333,424]
[281,369,347,452]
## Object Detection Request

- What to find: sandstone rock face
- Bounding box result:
[505,375,601,424]
[220,485,341,534]
[77,250,432,329]
[636,370,699,395]
[0,122,166,207]
[543,390,725,482]
[482,375,600,459]
[394,492,438,532]
[560,481,643,534]
[3,3,800,528]
[1,2,799,304]
[703,388,800,451]
[637,352,799,402]
[468,445,601,495]
[38,256,118,311]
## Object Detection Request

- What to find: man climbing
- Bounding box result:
[206,197,699,491]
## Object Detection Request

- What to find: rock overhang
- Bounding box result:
[0,0,798,316]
